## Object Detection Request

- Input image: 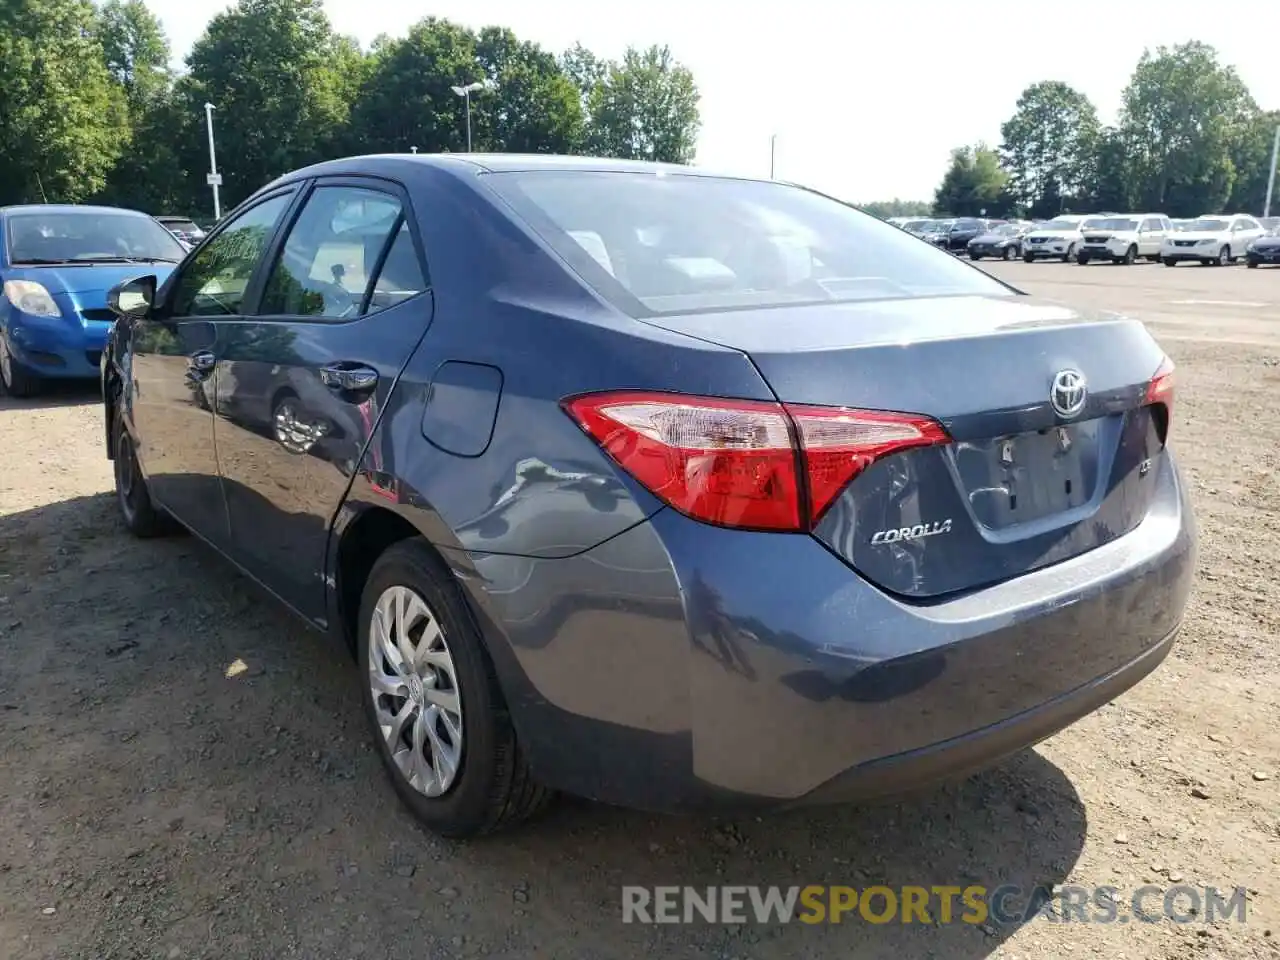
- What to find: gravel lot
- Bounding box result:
[2,261,1278,960]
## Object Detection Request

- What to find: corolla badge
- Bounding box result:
[1050,368,1087,418]
[870,519,953,545]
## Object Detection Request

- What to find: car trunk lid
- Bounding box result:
[641,294,1171,599]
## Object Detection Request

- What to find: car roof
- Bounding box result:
[271,152,735,187]
[0,203,151,218]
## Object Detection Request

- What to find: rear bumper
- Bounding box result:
[458,451,1195,813]
[3,309,108,378]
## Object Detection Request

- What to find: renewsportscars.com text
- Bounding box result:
[621,884,1248,926]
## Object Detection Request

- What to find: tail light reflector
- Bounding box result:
[563,391,950,532]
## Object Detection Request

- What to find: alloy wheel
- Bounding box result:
[368,585,464,798]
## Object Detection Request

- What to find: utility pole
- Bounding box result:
[1265,123,1280,220]
[769,134,777,179]
[204,103,222,220]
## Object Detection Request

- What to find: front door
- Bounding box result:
[214,180,433,621]
[130,191,297,543]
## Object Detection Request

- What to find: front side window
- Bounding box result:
[259,186,415,320]
[483,172,1011,317]
[6,210,185,265]
[169,193,293,318]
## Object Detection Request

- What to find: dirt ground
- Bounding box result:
[1,262,1278,960]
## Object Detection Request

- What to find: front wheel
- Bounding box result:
[1122,245,1137,265]
[113,409,179,537]
[1061,243,1076,263]
[358,540,553,838]
[1247,258,1259,269]
[1163,258,1177,267]
[0,338,40,397]
[1003,245,1018,261]
[1022,252,1034,263]
[968,251,982,261]
[1217,245,1231,266]
[1076,254,1089,265]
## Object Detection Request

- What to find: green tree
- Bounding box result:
[1228,111,1280,215]
[933,144,1012,217]
[858,199,932,218]
[1117,41,1256,216]
[180,0,354,207]
[93,0,193,214]
[1081,127,1136,214]
[559,42,607,122]
[97,0,170,110]
[587,45,699,162]
[999,81,1099,218]
[474,27,583,153]
[0,0,126,203]
[348,17,482,154]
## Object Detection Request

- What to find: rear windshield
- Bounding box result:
[484,171,1011,316]
[6,210,185,264]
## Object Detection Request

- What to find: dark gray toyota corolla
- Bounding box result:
[100,154,1196,838]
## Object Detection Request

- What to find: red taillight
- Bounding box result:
[1144,355,1175,437]
[562,391,950,532]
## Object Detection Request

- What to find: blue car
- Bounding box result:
[101,155,1195,838]
[0,204,185,396]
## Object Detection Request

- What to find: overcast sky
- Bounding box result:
[145,0,1280,204]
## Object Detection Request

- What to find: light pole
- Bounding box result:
[450,79,497,152]
[769,134,776,179]
[203,102,221,220]
[1265,123,1280,220]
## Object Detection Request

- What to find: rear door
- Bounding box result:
[214,176,433,620]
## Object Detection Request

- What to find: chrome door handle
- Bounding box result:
[320,363,378,393]
[189,350,216,372]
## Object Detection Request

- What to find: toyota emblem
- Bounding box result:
[1050,369,1087,419]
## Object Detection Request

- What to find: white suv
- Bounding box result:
[1020,215,1093,262]
[1161,214,1267,266]
[1077,214,1172,265]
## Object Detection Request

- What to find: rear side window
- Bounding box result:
[483,171,1011,317]
[259,185,425,320]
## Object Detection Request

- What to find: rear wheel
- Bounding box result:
[358,539,553,838]
[0,338,39,398]
[113,409,178,538]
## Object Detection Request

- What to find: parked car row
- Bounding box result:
[889,212,1280,267]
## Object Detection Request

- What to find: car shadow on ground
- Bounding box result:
[0,378,101,410]
[0,493,1088,959]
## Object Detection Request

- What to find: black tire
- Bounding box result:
[1023,252,1034,263]
[0,338,40,397]
[1122,245,1137,264]
[357,539,553,838]
[1163,258,1177,267]
[1003,245,1017,261]
[1247,258,1259,268]
[1061,243,1076,263]
[1076,254,1089,265]
[1217,245,1231,266]
[968,251,982,261]
[113,408,179,537]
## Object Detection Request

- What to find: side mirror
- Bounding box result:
[108,275,157,320]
